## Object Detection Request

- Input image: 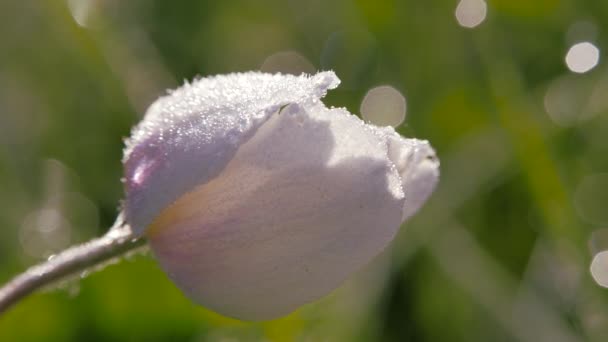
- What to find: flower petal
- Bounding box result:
[385,134,439,220]
[146,100,435,320]
[124,72,340,235]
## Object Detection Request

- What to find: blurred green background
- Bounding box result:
[2,0,608,341]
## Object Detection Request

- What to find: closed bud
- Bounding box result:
[123,71,439,320]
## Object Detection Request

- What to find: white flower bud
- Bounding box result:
[123,71,439,320]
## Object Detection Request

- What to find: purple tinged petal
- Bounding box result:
[124,72,340,235]
[123,71,439,320]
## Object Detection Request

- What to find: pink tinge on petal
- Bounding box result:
[125,70,439,320]
[146,99,438,320]
[123,72,340,235]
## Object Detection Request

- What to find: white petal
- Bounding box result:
[385,134,439,220]
[146,101,436,320]
[123,72,340,235]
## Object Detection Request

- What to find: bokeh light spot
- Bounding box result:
[543,75,594,126]
[591,251,608,288]
[455,0,487,29]
[67,0,97,28]
[20,209,71,259]
[360,85,406,127]
[565,42,600,73]
[260,50,316,75]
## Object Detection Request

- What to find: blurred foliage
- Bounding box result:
[1,0,608,341]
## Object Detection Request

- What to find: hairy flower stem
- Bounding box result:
[0,212,147,315]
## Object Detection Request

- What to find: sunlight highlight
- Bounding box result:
[591,251,608,288]
[565,42,600,73]
[360,85,406,127]
[455,0,487,29]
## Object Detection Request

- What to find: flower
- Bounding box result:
[122,71,439,320]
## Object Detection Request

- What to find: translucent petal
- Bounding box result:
[146,101,438,320]
[385,134,439,220]
[123,72,340,234]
